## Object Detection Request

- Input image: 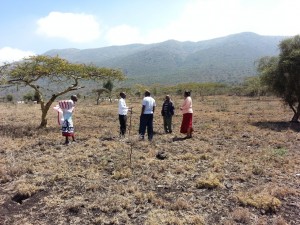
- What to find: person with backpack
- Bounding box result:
[161,95,175,133]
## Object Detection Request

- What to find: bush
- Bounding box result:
[23,92,34,101]
[6,94,13,102]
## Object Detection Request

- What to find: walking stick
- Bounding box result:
[128,107,133,136]
[128,107,133,167]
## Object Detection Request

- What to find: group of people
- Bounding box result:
[118,90,194,141]
[54,90,193,145]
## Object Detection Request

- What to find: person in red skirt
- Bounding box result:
[180,91,193,138]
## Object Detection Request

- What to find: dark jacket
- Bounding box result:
[161,100,174,117]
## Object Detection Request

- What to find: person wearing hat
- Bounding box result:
[54,95,78,145]
[118,92,131,138]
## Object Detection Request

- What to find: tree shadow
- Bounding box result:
[251,121,300,132]
[0,124,58,138]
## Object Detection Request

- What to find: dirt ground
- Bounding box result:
[0,95,299,225]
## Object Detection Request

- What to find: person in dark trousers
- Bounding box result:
[118,92,131,138]
[139,90,156,141]
[161,95,174,133]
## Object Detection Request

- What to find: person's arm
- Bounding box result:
[153,106,155,114]
[171,102,175,115]
[180,98,190,110]
[141,105,145,115]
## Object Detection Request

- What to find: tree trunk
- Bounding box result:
[40,109,48,127]
[290,104,300,122]
[39,99,54,128]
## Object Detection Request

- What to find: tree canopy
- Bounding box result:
[258,35,300,121]
[0,55,125,127]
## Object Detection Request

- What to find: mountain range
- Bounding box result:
[44,32,286,85]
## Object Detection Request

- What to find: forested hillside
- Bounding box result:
[44,32,286,84]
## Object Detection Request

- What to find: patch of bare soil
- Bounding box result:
[0,96,299,225]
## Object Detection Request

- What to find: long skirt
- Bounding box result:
[62,117,74,137]
[180,113,193,134]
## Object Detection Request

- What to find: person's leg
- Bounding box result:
[139,114,147,139]
[186,128,192,138]
[167,116,172,133]
[147,114,154,141]
[124,115,127,135]
[180,115,187,134]
[65,136,69,145]
[163,116,168,133]
[119,115,127,136]
[186,114,193,138]
[119,115,122,136]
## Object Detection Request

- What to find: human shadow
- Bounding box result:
[172,136,189,142]
[251,121,300,132]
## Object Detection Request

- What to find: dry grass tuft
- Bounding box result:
[170,197,191,211]
[272,216,289,225]
[231,207,251,224]
[14,182,41,197]
[145,209,205,225]
[236,191,281,212]
[195,173,223,189]
[111,167,132,180]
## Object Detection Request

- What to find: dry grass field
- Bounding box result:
[0,95,299,225]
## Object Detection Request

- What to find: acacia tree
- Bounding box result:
[0,55,124,127]
[257,35,300,122]
[94,88,109,105]
[103,79,114,102]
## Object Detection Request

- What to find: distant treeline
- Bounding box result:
[0,76,268,103]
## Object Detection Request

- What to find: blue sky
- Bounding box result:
[1,0,299,64]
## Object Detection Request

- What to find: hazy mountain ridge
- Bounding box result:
[44,32,286,84]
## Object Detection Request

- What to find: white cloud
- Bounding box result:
[105,25,142,45]
[156,0,300,41]
[36,12,101,43]
[0,47,35,64]
[105,0,300,46]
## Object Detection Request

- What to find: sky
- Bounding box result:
[0,0,299,64]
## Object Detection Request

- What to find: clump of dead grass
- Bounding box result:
[195,173,223,189]
[231,207,251,224]
[14,182,41,197]
[145,209,205,225]
[111,167,132,180]
[236,191,281,213]
[170,197,191,211]
[177,152,198,161]
[94,211,132,225]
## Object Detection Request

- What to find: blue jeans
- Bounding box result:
[139,114,153,140]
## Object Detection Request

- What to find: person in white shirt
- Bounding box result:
[139,90,156,141]
[118,92,131,137]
